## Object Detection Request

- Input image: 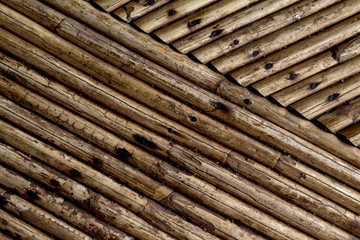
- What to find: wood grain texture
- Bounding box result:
[92,0,130,12]
[339,124,360,147]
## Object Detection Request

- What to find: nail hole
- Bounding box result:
[327,93,340,101]
[251,51,259,57]
[117,148,131,161]
[189,116,197,122]
[309,82,320,90]
[212,102,228,111]
[167,128,173,133]
[230,39,239,47]
[168,9,176,16]
[144,0,154,6]
[210,30,223,38]
[265,63,273,69]
[26,190,39,200]
[287,73,298,80]
[70,169,81,177]
[187,19,201,28]
[93,158,102,164]
[134,134,157,149]
[244,99,252,105]
[50,179,60,186]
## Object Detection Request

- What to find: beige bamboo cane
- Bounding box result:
[173,0,301,54]
[3,77,360,232]
[191,0,338,63]
[0,79,356,240]
[0,209,52,240]
[0,143,180,240]
[272,55,360,106]
[0,165,135,240]
[0,98,259,240]
[291,74,360,119]
[92,0,130,12]
[316,96,360,133]
[339,124,360,147]
[0,188,93,240]
[213,0,360,76]
[0,122,216,240]
[229,13,360,87]
[154,0,260,43]
[133,0,217,33]
[114,0,171,22]
[36,0,360,168]
[0,232,14,240]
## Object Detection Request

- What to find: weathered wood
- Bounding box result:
[92,0,130,12]
[174,0,301,54]
[0,165,134,240]
[114,0,170,22]
[0,232,14,240]
[229,13,360,86]
[0,209,52,240]
[214,0,360,76]
[339,124,360,147]
[317,96,360,133]
[0,188,92,240]
[133,0,217,33]
[272,55,360,106]
[192,0,338,63]
[291,73,360,119]
[154,0,260,43]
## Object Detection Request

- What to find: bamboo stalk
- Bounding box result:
[316,96,360,133]
[92,0,130,12]
[213,0,360,76]
[191,0,338,63]
[154,0,260,43]
[291,73,360,119]
[0,188,93,240]
[0,209,52,240]
[114,0,171,22]
[0,164,134,240]
[339,124,360,147]
[173,0,301,54]
[229,13,360,86]
[133,0,217,33]
[272,55,360,106]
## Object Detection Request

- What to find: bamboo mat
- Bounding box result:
[0,0,359,239]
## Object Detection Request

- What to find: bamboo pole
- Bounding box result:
[114,0,171,22]
[291,73,360,119]
[0,188,93,240]
[133,0,217,33]
[0,209,52,240]
[191,0,338,63]
[92,0,130,12]
[213,0,360,76]
[316,96,360,133]
[229,13,360,86]
[339,124,360,147]
[0,165,135,240]
[154,0,260,43]
[272,55,360,106]
[173,0,301,54]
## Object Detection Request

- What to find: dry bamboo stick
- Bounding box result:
[114,0,171,22]
[192,0,338,63]
[0,188,92,240]
[339,124,360,147]
[0,232,14,240]
[0,121,216,240]
[291,73,360,119]
[0,98,260,240]
[173,0,301,54]
[0,143,179,240]
[133,0,217,33]
[213,0,360,76]
[316,96,360,133]
[272,55,360,106]
[92,0,130,12]
[0,165,134,240]
[154,0,260,43]
[0,209,52,240]
[229,13,360,86]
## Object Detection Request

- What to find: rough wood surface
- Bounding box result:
[339,124,360,147]
[192,0,339,63]
[317,96,360,132]
[92,0,130,12]
[0,232,14,240]
[155,0,260,43]
[174,0,301,54]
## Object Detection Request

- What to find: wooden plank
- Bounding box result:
[92,0,130,12]
[214,0,360,76]
[113,0,170,22]
[174,0,301,54]
[229,13,360,86]
[272,55,360,106]
[316,96,360,133]
[192,0,338,63]
[339,124,360,147]
[133,0,217,33]
[291,73,360,119]
[155,0,260,43]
